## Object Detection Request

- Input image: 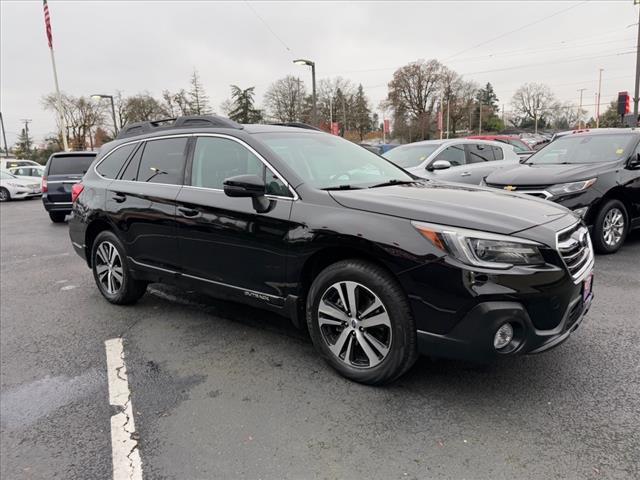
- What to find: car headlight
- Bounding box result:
[547,178,596,196]
[412,221,545,269]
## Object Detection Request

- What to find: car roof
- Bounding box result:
[396,138,508,148]
[562,128,639,139]
[50,151,97,157]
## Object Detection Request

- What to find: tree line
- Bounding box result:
[9,62,629,160]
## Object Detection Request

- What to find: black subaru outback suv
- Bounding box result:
[69,116,594,384]
[485,129,640,253]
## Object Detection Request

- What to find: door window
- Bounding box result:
[119,144,144,181]
[491,145,504,160]
[434,145,466,166]
[191,137,291,197]
[466,144,495,163]
[137,137,188,184]
[97,143,137,179]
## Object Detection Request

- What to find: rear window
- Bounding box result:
[48,155,96,175]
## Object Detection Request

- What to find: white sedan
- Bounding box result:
[8,165,45,184]
[0,170,42,201]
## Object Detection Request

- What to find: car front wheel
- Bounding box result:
[91,231,147,305]
[592,200,628,254]
[306,260,417,385]
[0,187,10,202]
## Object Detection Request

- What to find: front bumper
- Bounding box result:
[11,188,41,199]
[416,288,593,361]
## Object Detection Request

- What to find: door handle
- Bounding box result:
[112,192,126,203]
[460,172,471,177]
[178,206,200,217]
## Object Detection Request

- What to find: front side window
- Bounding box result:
[259,132,413,189]
[527,134,636,165]
[435,145,466,166]
[491,146,504,161]
[383,144,440,168]
[97,143,137,179]
[137,137,188,184]
[191,137,291,196]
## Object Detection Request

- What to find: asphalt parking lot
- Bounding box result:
[1,199,639,480]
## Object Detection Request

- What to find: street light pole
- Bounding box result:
[577,88,586,129]
[634,0,640,122]
[91,94,118,136]
[596,68,603,128]
[293,59,317,125]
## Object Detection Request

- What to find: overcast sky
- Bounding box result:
[1,0,638,145]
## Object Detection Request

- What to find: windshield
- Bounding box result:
[503,138,530,153]
[48,155,95,175]
[382,144,440,168]
[526,134,635,165]
[257,132,413,189]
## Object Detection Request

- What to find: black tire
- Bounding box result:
[91,230,147,305]
[306,259,418,385]
[49,212,67,223]
[592,199,628,254]
[0,187,10,202]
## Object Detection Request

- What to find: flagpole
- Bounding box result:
[49,46,69,151]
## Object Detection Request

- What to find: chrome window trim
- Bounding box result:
[181,184,295,202]
[93,133,299,200]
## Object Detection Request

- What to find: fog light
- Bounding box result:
[494,323,514,349]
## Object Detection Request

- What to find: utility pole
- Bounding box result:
[446,96,451,139]
[596,68,604,128]
[20,119,32,156]
[634,0,640,122]
[0,112,9,158]
[577,89,586,129]
[478,100,483,135]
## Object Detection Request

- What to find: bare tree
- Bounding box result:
[440,68,478,135]
[188,70,211,115]
[120,93,166,125]
[160,89,192,117]
[43,93,105,150]
[387,59,444,140]
[511,83,556,133]
[264,75,307,122]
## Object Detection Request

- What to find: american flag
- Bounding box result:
[43,0,53,49]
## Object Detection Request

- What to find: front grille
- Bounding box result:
[557,223,593,282]
[485,183,551,198]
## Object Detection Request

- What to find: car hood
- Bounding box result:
[485,161,615,186]
[329,181,572,235]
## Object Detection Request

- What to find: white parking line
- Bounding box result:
[105,338,143,480]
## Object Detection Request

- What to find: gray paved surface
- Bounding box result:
[1,199,639,480]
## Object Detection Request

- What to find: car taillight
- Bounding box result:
[71,182,84,203]
[41,176,48,192]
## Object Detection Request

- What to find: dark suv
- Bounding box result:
[42,151,97,222]
[69,116,594,384]
[485,129,640,253]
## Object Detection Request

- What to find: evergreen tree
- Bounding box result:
[13,128,33,159]
[476,82,499,113]
[188,70,211,115]
[353,84,372,140]
[227,85,262,123]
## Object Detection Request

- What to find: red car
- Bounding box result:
[467,135,534,158]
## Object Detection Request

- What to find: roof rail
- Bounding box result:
[115,115,243,140]
[269,122,322,131]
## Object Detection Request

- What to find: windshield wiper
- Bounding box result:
[369,179,415,188]
[322,184,363,191]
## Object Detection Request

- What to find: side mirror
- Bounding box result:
[628,153,640,170]
[223,174,273,213]
[431,160,452,171]
[223,174,266,197]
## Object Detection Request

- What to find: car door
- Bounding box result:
[106,136,188,271]
[175,134,295,300]
[457,143,507,185]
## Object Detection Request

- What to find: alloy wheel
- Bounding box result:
[602,207,624,247]
[317,281,392,369]
[95,241,124,295]
[0,189,8,201]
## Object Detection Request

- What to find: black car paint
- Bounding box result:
[42,152,97,214]
[69,125,593,362]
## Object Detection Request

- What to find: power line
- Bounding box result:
[443,0,590,61]
[244,1,292,56]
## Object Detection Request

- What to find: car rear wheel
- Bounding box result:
[49,212,67,223]
[592,200,628,254]
[91,231,147,305]
[306,260,417,385]
[0,187,10,202]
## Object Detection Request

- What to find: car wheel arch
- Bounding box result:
[85,218,117,267]
[591,187,633,224]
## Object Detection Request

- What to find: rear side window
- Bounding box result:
[120,144,144,181]
[137,138,188,184]
[48,155,95,175]
[97,144,137,179]
[466,144,494,163]
[491,146,504,160]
